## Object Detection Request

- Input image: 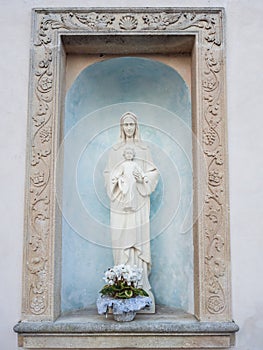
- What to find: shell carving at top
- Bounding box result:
[119,15,138,30]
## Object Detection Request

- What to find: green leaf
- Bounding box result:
[124,290,133,298]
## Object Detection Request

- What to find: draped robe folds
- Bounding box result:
[104,141,159,291]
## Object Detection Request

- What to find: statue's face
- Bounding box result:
[124,149,134,160]
[122,116,136,138]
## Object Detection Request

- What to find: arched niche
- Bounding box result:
[61,57,193,313]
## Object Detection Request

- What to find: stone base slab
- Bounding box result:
[14,307,238,349]
[17,333,236,349]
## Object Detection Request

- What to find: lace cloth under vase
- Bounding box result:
[97,295,152,315]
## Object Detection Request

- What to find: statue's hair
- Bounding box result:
[119,112,140,142]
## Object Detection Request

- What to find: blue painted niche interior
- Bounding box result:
[61,57,193,313]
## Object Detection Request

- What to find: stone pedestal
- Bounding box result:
[14,306,238,349]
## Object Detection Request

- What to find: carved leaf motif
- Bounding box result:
[39,76,52,92]
[31,171,45,187]
[205,52,221,74]
[27,257,45,274]
[208,169,223,187]
[205,147,224,165]
[30,295,46,314]
[213,187,224,202]
[71,12,115,30]
[142,13,181,30]
[203,75,218,92]
[213,259,226,278]
[39,127,52,143]
[31,149,51,166]
[208,278,220,294]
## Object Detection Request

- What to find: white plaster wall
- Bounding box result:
[0,0,262,349]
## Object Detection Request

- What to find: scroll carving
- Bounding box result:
[201,30,226,314]
[25,9,228,320]
[27,22,53,315]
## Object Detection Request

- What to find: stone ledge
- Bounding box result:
[14,307,238,349]
[14,320,239,334]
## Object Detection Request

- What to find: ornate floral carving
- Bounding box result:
[25,13,59,316]
[205,227,226,314]
[202,36,226,313]
[24,9,229,321]
[207,295,225,314]
[68,12,115,30]
[142,13,181,30]
[39,127,52,143]
[30,295,46,314]
[142,12,221,46]
[208,169,223,187]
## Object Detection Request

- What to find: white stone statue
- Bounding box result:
[104,112,159,311]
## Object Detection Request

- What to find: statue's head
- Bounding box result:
[123,147,136,160]
[120,112,140,141]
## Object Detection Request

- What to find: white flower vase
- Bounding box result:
[113,310,136,322]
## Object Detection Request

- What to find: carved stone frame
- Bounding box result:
[14,7,238,349]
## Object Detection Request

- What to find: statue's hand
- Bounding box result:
[111,177,118,185]
[133,170,143,183]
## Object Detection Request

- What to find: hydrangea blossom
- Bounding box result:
[103,264,143,287]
